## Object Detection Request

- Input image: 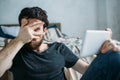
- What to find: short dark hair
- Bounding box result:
[18,7,49,28]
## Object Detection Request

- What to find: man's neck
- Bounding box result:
[34,43,48,53]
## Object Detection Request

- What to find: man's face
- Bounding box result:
[21,18,46,49]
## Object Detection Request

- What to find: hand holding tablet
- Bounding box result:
[80,30,111,57]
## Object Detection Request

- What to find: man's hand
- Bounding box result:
[16,18,44,44]
[100,28,120,53]
[100,39,120,53]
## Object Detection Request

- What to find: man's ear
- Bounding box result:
[43,27,47,34]
[21,18,28,27]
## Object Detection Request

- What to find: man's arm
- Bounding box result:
[0,38,24,77]
[0,19,42,77]
[72,39,120,75]
[72,59,89,74]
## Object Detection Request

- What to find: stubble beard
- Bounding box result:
[27,36,44,50]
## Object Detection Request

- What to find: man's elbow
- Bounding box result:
[0,61,12,77]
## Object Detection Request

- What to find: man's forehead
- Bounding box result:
[28,18,43,23]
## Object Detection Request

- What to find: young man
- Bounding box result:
[0,7,120,80]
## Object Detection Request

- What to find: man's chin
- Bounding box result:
[29,40,43,49]
[25,42,39,50]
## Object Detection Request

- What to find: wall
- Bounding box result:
[0,0,97,38]
[106,0,120,40]
[96,0,120,40]
[0,0,119,40]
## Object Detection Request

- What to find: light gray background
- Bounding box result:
[0,0,120,40]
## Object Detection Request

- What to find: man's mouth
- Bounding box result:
[32,39,36,42]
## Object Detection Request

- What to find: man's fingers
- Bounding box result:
[33,32,40,36]
[33,32,45,36]
[100,39,119,53]
[105,28,112,37]
[32,36,40,39]
[19,20,45,43]
[113,47,119,52]
[27,21,44,29]
[100,39,113,53]
[101,40,111,51]
[113,45,120,52]
[101,44,113,53]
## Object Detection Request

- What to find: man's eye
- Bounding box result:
[35,28,40,31]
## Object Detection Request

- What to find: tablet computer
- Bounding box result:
[80,30,110,57]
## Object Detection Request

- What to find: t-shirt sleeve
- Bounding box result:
[59,43,79,68]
